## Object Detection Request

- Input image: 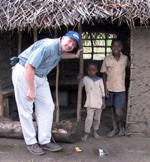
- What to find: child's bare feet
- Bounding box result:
[81,133,89,141]
[92,130,100,139]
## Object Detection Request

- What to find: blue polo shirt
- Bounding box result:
[19,38,63,77]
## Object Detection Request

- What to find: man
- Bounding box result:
[12,31,83,155]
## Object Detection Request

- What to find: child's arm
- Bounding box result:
[102,73,110,98]
[102,98,106,109]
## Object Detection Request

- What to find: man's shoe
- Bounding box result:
[27,143,45,155]
[40,142,62,152]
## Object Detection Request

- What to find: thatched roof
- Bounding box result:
[0,0,150,32]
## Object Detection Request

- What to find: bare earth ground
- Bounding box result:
[0,108,150,162]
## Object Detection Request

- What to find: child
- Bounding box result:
[100,38,129,137]
[78,61,106,141]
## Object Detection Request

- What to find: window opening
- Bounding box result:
[82,32,117,60]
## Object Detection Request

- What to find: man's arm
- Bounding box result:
[61,49,83,59]
[25,63,35,101]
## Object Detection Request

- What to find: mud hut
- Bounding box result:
[0,0,150,136]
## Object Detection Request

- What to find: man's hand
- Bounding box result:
[61,48,83,59]
[26,89,35,101]
[25,63,35,101]
[76,49,83,58]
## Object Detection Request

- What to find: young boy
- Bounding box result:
[100,39,129,137]
[78,61,106,141]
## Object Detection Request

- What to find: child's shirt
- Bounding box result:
[100,52,129,92]
[83,76,105,109]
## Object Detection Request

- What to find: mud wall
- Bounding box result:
[0,30,33,89]
[126,27,150,136]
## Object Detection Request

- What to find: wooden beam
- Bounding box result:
[77,22,84,122]
[90,32,93,60]
[18,31,22,55]
[33,27,38,121]
[0,84,3,116]
[33,27,38,42]
[55,29,60,123]
[0,121,80,143]
[125,28,134,133]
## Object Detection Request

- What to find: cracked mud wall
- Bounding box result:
[126,27,150,136]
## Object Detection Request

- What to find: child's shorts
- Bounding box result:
[106,91,126,109]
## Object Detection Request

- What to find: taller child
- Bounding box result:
[100,39,129,137]
[12,31,83,155]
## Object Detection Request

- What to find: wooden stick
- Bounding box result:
[128,103,136,106]
[33,27,38,121]
[130,78,135,81]
[18,31,22,55]
[126,122,137,124]
[55,29,60,123]
[55,63,60,122]
[33,27,38,43]
[72,21,78,31]
[77,21,83,122]
[0,83,3,116]
[126,132,143,135]
[130,53,134,55]
[55,62,60,122]
[126,28,134,129]
[90,32,93,60]
[130,66,135,69]
[130,95,135,97]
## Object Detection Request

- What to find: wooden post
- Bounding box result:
[0,84,3,116]
[18,31,22,55]
[33,27,38,121]
[77,22,84,122]
[55,63,60,122]
[0,32,14,117]
[125,29,133,134]
[90,32,93,60]
[55,29,60,122]
[33,27,38,43]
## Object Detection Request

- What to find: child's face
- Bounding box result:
[87,65,98,77]
[111,41,123,55]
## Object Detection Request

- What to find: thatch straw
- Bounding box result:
[0,0,150,31]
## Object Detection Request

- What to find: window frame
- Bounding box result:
[82,32,117,60]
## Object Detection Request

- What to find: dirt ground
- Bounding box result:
[0,108,150,162]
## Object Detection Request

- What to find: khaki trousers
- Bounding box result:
[85,107,102,133]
